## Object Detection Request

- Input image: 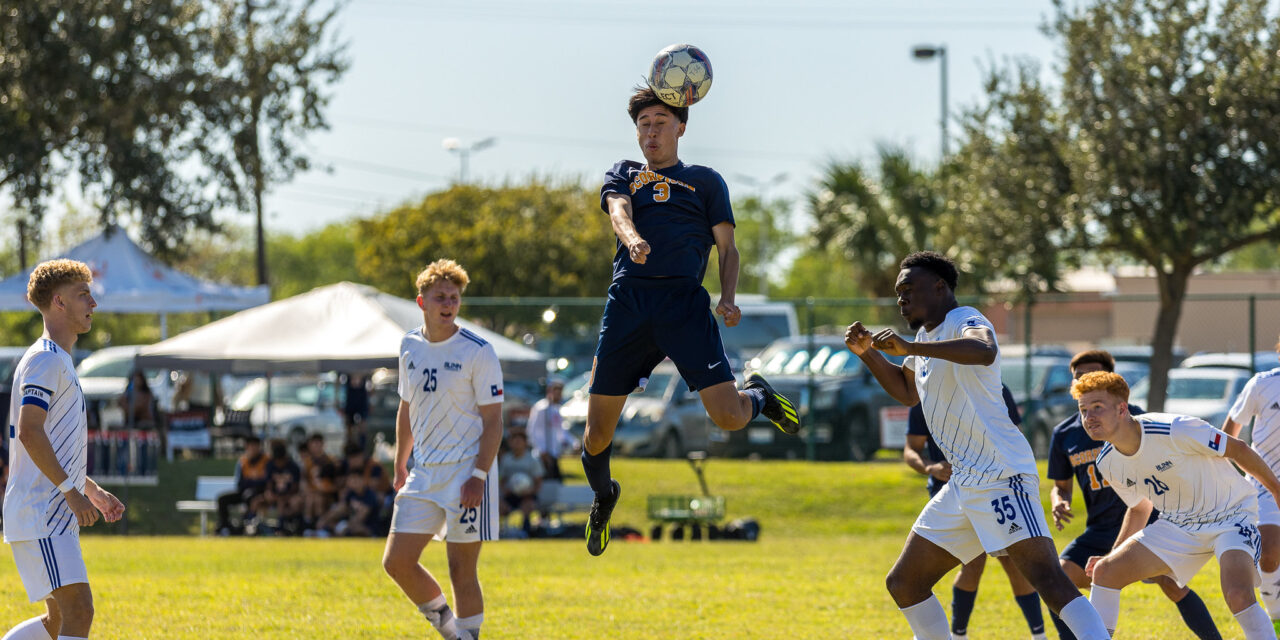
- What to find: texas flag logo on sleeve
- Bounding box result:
[490,384,503,398]
[1209,432,1222,451]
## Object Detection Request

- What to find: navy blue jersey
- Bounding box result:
[599,160,734,281]
[908,384,1021,494]
[1046,403,1145,532]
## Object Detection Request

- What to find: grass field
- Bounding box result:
[0,458,1255,638]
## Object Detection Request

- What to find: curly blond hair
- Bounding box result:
[415,259,470,296]
[1070,371,1129,402]
[27,259,93,310]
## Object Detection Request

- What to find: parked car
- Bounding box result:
[708,335,904,461]
[217,375,346,453]
[0,346,29,419]
[1181,351,1280,373]
[715,296,799,363]
[1131,366,1252,427]
[560,360,714,458]
[75,346,172,430]
[1001,355,1077,456]
[1106,345,1187,368]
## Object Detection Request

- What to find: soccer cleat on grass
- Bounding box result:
[746,372,800,434]
[585,479,621,556]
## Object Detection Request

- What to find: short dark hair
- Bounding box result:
[900,251,958,291]
[628,86,688,124]
[1070,349,1116,374]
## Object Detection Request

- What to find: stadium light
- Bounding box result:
[911,44,949,159]
[442,136,497,183]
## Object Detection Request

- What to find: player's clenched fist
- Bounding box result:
[716,300,740,327]
[872,328,912,357]
[844,322,873,355]
[627,239,651,265]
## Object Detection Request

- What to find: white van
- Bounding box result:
[713,294,799,363]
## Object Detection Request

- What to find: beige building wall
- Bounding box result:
[1113,272,1280,353]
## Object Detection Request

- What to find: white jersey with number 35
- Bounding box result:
[1096,413,1257,532]
[397,327,504,467]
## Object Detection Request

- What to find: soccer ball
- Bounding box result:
[646,44,713,108]
[508,472,534,495]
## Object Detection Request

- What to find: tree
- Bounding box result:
[806,146,941,298]
[701,194,797,297]
[355,180,616,334]
[199,0,348,285]
[1048,0,1280,410]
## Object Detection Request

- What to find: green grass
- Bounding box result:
[0,458,1252,638]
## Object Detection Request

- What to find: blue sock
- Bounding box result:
[1049,610,1076,640]
[581,444,614,496]
[1174,589,1222,640]
[743,387,765,420]
[951,586,978,635]
[1014,592,1045,634]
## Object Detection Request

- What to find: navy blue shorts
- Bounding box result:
[589,278,734,395]
[1060,527,1120,569]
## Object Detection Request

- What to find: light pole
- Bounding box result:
[733,172,788,295]
[912,44,948,159]
[441,136,497,183]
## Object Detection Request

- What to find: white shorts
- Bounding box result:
[1134,516,1260,588]
[1254,478,1280,528]
[912,473,1049,563]
[390,459,499,542]
[9,534,88,602]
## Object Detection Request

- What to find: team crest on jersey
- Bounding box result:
[444,361,462,371]
[1156,460,1173,471]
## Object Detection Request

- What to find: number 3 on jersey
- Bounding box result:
[422,368,437,393]
[653,181,669,202]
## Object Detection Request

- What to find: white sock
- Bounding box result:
[417,594,458,639]
[457,613,483,639]
[1065,592,1113,639]
[1,617,51,640]
[900,595,951,640]
[1262,569,1280,619]
[1235,603,1278,640]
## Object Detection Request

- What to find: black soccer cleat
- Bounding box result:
[746,372,800,435]
[585,479,621,556]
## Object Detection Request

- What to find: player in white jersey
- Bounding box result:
[1222,335,1280,620]
[381,259,502,640]
[3,259,125,640]
[844,251,1109,640]
[1076,371,1280,639]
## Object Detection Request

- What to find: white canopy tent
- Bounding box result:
[0,228,268,334]
[135,281,547,378]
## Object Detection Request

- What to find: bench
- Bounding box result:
[175,475,235,536]
[532,481,595,526]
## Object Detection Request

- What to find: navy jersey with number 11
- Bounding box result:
[599,159,734,282]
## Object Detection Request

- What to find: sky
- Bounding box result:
[238,0,1067,235]
[38,0,1066,239]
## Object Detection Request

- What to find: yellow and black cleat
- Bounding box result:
[746,372,800,435]
[586,480,621,556]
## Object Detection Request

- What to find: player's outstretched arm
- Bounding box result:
[605,193,650,265]
[711,222,741,327]
[1225,436,1280,510]
[845,322,919,406]
[15,405,98,526]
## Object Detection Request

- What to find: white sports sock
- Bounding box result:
[1261,569,1280,619]
[417,595,458,640]
[1235,603,1278,640]
[1065,592,1113,639]
[457,613,483,640]
[1,617,51,640]
[900,595,950,640]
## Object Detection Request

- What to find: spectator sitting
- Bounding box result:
[299,434,339,529]
[316,470,382,537]
[338,440,385,490]
[118,370,155,428]
[217,435,268,535]
[252,438,303,535]
[499,429,543,534]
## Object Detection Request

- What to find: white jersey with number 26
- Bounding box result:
[397,327,504,467]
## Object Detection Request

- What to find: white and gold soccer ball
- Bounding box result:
[646,43,713,108]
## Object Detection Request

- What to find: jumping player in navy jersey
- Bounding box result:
[1046,350,1220,640]
[905,385,1048,639]
[581,87,798,557]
